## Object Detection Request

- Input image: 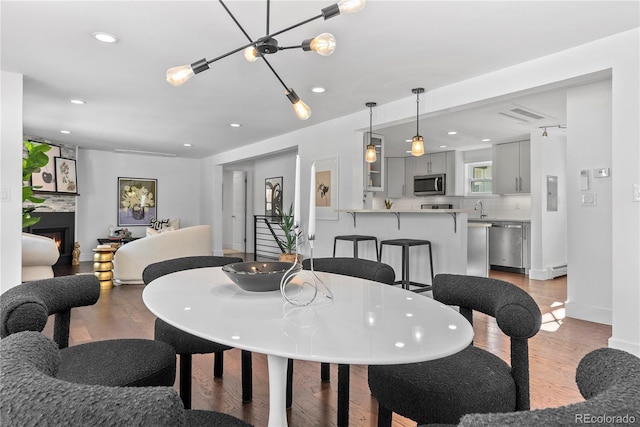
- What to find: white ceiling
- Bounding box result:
[2,1,638,159]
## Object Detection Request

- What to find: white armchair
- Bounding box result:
[21,233,60,282]
[112,225,213,285]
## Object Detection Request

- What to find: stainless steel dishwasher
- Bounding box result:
[489,222,524,273]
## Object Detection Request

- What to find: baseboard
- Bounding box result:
[565,301,612,325]
[529,264,567,281]
[608,337,640,357]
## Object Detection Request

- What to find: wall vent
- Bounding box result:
[550,264,568,278]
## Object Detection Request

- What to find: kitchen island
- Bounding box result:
[334,209,470,287]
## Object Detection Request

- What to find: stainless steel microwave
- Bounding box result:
[414,174,446,196]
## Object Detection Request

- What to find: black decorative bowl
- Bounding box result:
[222,261,302,292]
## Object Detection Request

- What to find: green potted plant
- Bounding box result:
[275,204,302,263]
[22,141,51,228]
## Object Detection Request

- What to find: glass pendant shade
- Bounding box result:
[337,0,366,14]
[365,144,377,163]
[542,128,548,138]
[411,135,425,156]
[166,64,195,87]
[244,46,259,62]
[309,33,336,56]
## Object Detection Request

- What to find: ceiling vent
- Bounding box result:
[496,104,550,123]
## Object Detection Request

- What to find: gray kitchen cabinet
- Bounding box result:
[386,157,405,197]
[364,132,384,192]
[493,140,530,194]
[415,152,447,175]
[404,156,417,195]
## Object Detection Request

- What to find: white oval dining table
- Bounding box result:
[142,266,474,427]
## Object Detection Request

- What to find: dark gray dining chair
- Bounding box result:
[0,274,176,388]
[302,257,395,427]
[453,347,640,426]
[0,331,252,427]
[368,273,542,426]
[143,255,253,409]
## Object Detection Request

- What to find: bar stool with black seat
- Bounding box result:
[333,235,379,260]
[378,238,434,293]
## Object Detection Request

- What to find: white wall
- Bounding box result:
[76,149,202,261]
[565,80,613,324]
[252,152,297,218]
[530,130,568,280]
[0,71,23,291]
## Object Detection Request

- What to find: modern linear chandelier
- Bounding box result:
[166,0,366,120]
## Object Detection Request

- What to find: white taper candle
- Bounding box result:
[294,155,301,226]
[309,162,316,238]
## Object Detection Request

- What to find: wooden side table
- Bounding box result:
[92,246,117,289]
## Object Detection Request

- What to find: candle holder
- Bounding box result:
[280,223,333,306]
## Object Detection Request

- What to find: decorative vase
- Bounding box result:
[132,208,145,220]
[279,253,302,264]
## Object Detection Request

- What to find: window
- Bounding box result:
[466,161,492,194]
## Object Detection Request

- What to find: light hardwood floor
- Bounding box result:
[49,263,611,426]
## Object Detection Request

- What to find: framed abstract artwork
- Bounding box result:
[118,177,157,226]
[265,176,283,217]
[314,156,339,220]
[31,143,60,192]
[54,157,77,193]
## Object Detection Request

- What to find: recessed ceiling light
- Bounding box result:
[439,145,447,148]
[482,138,491,142]
[447,131,457,135]
[405,139,412,143]
[92,32,118,43]
[183,143,192,147]
[60,130,71,134]
[405,150,412,154]
[311,87,325,93]
[69,99,85,105]
[229,123,242,128]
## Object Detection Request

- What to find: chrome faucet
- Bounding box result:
[474,200,487,218]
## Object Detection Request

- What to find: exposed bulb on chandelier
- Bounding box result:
[304,33,336,56]
[337,0,366,14]
[286,89,312,120]
[244,46,259,62]
[166,64,195,87]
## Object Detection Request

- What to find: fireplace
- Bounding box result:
[26,212,75,266]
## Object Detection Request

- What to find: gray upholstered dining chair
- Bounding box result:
[368,273,542,426]
[0,274,176,388]
[452,347,640,426]
[143,255,253,409]
[301,257,396,427]
[0,331,252,427]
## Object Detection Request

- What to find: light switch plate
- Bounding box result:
[594,168,610,178]
[0,188,10,202]
[581,193,597,207]
[634,184,640,202]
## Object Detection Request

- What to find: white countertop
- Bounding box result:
[469,217,530,222]
[338,208,469,214]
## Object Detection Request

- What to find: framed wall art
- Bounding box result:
[30,143,60,192]
[265,176,283,217]
[118,177,157,226]
[54,158,77,193]
[314,156,339,220]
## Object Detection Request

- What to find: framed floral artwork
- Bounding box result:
[265,176,283,217]
[314,156,339,220]
[118,177,157,226]
[54,158,77,193]
[31,143,60,192]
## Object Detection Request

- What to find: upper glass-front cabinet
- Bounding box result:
[364,132,384,192]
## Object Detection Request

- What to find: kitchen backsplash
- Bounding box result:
[372,194,531,220]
